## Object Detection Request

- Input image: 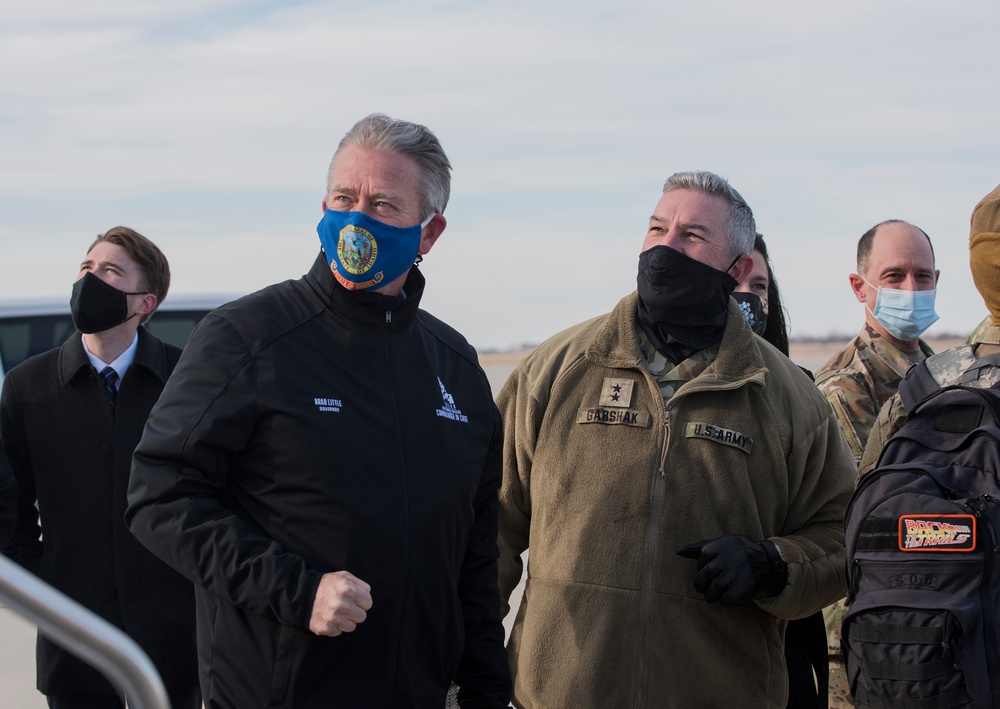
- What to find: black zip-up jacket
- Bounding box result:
[126,253,511,708]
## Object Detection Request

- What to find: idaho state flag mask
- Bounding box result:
[317,210,433,291]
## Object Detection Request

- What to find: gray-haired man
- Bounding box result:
[127,114,511,708]
[496,171,855,708]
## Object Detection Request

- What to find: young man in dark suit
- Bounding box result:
[1,227,200,709]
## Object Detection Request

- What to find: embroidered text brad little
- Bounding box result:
[314,397,342,413]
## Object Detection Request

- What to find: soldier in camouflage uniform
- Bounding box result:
[815,221,939,465]
[859,325,1000,478]
[839,183,1000,709]
[816,323,934,463]
[860,183,1000,478]
[815,219,940,707]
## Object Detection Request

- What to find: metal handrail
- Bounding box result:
[0,554,170,709]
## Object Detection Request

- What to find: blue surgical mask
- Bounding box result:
[317,210,434,291]
[862,277,939,341]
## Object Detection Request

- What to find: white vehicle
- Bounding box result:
[0,294,236,383]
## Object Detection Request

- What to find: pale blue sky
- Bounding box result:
[2,0,997,350]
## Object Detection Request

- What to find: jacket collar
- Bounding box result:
[587,292,767,386]
[58,326,171,387]
[857,323,934,374]
[304,250,424,330]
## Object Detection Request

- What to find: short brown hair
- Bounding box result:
[88,226,170,323]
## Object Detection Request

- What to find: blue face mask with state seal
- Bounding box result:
[317,210,434,291]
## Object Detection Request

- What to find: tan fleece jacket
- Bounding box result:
[497,294,856,709]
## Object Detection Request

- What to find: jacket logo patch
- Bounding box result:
[599,378,634,407]
[898,514,976,552]
[576,407,651,427]
[314,397,342,413]
[436,377,468,423]
[685,422,753,454]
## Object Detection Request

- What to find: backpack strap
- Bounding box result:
[860,656,955,682]
[962,352,1000,385]
[898,349,1000,413]
[853,684,967,709]
[898,359,939,413]
[850,624,943,644]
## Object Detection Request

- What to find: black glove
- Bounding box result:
[676,534,788,606]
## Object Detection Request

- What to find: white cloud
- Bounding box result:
[0,0,997,347]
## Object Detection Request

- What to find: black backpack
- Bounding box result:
[843,360,1000,708]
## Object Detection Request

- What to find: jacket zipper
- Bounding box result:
[383,309,406,704]
[625,363,755,707]
[635,381,672,708]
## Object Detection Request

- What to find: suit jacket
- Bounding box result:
[0,326,197,696]
[0,446,16,548]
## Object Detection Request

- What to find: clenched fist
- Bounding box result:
[308,570,373,637]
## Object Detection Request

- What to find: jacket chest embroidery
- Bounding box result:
[578,377,650,426]
[435,377,468,423]
[576,406,651,427]
[599,377,634,407]
[685,422,753,454]
[313,397,342,413]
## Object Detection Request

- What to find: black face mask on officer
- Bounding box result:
[732,291,768,337]
[636,245,740,364]
[70,271,148,334]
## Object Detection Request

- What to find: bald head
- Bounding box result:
[857,220,934,278]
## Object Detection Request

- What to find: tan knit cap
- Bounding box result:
[970,184,1000,325]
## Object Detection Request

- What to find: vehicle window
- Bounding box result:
[143,311,213,350]
[0,309,214,378]
[0,315,75,374]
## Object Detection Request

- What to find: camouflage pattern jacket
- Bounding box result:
[859,325,1000,477]
[815,325,933,465]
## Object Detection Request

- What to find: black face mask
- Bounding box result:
[636,245,739,363]
[732,291,768,336]
[70,271,146,334]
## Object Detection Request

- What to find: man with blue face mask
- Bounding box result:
[859,183,1000,473]
[125,114,511,708]
[816,220,940,465]
[814,219,939,708]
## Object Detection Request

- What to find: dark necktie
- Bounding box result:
[100,366,118,411]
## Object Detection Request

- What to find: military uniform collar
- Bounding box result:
[974,324,1000,346]
[858,324,933,378]
[588,292,767,387]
